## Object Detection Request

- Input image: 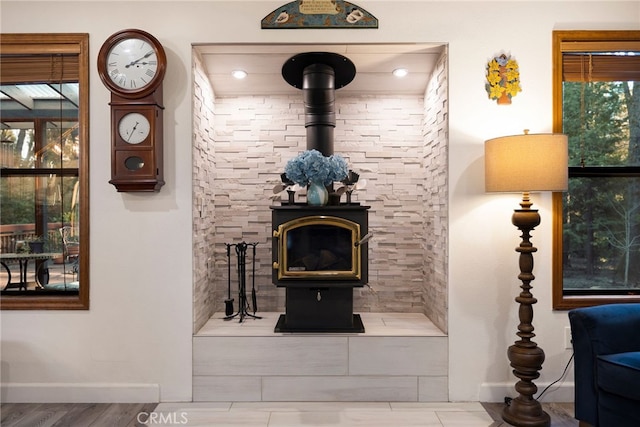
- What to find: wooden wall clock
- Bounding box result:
[98,28,166,192]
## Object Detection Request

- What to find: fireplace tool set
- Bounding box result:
[225,242,261,323]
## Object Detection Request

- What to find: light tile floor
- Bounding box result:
[152,402,495,427]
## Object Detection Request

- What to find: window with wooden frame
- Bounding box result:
[552,30,640,309]
[0,34,89,310]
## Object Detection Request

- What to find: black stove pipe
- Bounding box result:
[302,63,336,156]
[282,52,356,158]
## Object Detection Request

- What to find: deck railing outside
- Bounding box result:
[0,224,68,253]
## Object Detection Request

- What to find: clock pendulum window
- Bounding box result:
[97,28,167,192]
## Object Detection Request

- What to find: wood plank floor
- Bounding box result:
[0,403,158,427]
[482,402,578,426]
[1,402,576,426]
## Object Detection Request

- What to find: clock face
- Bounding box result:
[118,112,150,144]
[106,37,159,92]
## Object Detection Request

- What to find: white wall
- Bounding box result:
[1,1,638,403]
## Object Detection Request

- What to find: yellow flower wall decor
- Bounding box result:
[486,53,522,104]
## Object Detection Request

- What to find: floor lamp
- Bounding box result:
[484,130,568,427]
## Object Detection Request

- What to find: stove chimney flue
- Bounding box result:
[303,63,336,155]
[282,52,356,157]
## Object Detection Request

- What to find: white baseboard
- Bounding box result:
[479,382,575,403]
[0,383,160,403]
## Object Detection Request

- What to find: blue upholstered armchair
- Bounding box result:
[568,303,640,427]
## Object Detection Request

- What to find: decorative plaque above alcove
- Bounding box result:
[261,0,378,29]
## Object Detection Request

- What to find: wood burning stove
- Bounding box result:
[273,51,369,332]
[271,205,369,332]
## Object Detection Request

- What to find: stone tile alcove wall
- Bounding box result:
[421,51,448,332]
[193,47,449,334]
[193,50,217,333]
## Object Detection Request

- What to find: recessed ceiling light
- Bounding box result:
[392,68,409,78]
[231,70,247,80]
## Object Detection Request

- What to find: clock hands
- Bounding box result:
[129,61,152,67]
[126,121,140,142]
[125,51,154,68]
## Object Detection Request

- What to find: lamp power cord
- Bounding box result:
[536,351,574,401]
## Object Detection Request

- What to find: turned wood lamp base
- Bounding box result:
[502,193,550,427]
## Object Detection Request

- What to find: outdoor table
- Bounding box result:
[0,252,61,290]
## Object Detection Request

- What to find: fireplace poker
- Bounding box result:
[237,242,247,318]
[251,243,257,314]
[224,244,234,316]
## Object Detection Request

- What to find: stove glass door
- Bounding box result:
[276,216,361,280]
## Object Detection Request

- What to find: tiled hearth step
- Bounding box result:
[193,312,447,402]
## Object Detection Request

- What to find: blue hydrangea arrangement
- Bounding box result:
[284,149,349,186]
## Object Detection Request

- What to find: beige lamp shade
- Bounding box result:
[484,132,569,193]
